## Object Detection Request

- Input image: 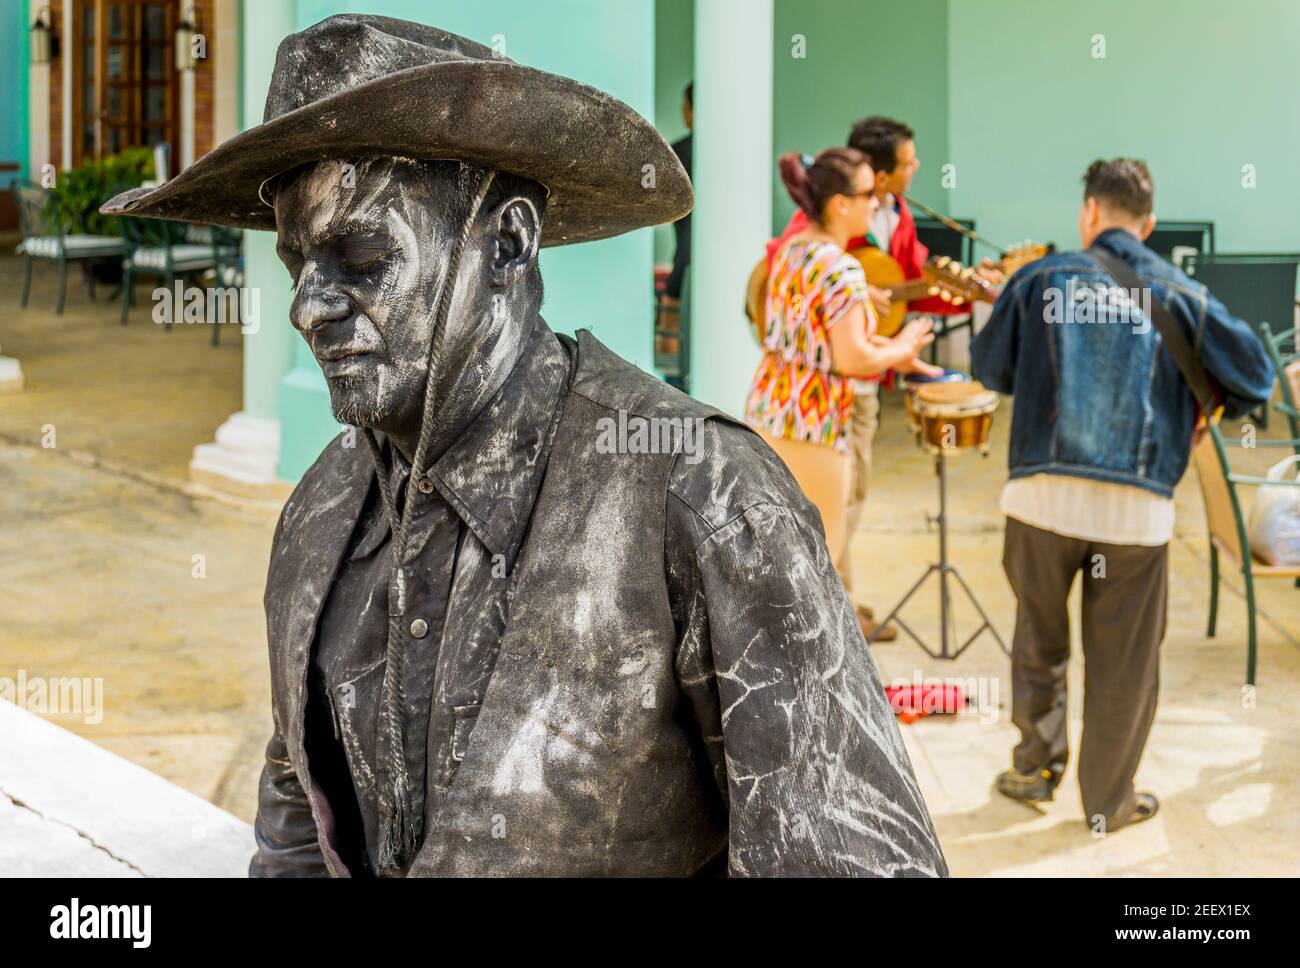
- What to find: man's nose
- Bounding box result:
[290,272,352,334]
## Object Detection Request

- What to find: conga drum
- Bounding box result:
[915,381,1000,455]
[902,369,969,435]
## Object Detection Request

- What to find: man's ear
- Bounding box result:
[1139,213,1157,241]
[490,196,542,289]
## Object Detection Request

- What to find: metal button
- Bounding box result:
[410,618,429,639]
[416,477,435,494]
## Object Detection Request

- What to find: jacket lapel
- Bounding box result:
[265,437,375,781]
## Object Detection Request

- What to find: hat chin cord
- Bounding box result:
[362,167,497,875]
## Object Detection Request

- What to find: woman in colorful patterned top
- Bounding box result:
[745,148,940,574]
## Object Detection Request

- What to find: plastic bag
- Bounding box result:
[1246,454,1300,565]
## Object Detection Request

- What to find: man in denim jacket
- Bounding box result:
[972,159,1272,833]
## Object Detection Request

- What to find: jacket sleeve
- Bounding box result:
[1195,285,1276,420]
[248,724,330,877]
[971,279,1025,395]
[678,501,948,877]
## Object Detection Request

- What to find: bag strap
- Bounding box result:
[1088,246,1221,421]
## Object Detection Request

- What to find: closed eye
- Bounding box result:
[340,234,394,271]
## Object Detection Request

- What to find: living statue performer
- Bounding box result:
[104,15,948,878]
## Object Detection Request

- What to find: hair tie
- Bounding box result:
[800,153,815,170]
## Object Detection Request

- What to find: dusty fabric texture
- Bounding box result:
[251,322,949,878]
[100,15,692,246]
[307,321,570,876]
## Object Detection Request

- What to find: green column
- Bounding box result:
[689,0,773,416]
[241,0,296,426]
[188,0,300,495]
[268,2,345,479]
[271,0,660,481]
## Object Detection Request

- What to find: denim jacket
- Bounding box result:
[972,228,1274,497]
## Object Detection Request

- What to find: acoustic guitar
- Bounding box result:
[744,247,999,340]
[997,241,1053,278]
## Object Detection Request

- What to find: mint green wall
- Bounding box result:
[240,0,297,437]
[689,0,772,416]
[772,0,950,234]
[268,0,659,480]
[2,3,30,180]
[948,0,1300,256]
[654,0,693,267]
[251,0,1300,479]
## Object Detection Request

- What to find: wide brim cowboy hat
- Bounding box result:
[101,14,692,247]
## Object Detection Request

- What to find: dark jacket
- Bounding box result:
[972,228,1274,497]
[250,326,948,877]
[665,133,692,299]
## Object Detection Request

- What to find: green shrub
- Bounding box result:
[48,147,156,237]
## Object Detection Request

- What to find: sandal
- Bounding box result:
[856,605,898,642]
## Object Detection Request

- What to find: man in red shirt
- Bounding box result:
[764,117,970,641]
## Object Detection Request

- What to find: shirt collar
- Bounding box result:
[422,317,571,571]
[1093,226,1146,259]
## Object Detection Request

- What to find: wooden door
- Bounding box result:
[73,0,180,166]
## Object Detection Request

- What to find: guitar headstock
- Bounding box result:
[1000,241,1053,277]
[921,256,999,307]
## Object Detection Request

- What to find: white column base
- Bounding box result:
[189,411,290,501]
[0,355,24,392]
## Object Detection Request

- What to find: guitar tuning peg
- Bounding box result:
[928,286,939,296]
[940,291,952,302]
[952,296,965,306]
[936,256,950,267]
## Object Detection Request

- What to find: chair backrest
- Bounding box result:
[1186,254,1300,334]
[210,225,241,257]
[117,213,150,251]
[1259,322,1300,443]
[1192,426,1247,564]
[914,216,974,265]
[118,210,189,270]
[12,180,60,241]
[1147,220,1214,261]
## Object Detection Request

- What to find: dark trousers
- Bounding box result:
[1002,517,1167,828]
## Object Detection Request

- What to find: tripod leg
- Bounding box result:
[949,564,1010,655]
[867,565,939,648]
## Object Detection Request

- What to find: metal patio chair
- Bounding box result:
[13,180,126,315]
[1193,422,1300,685]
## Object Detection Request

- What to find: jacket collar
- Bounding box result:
[1092,226,1148,261]
[420,317,572,572]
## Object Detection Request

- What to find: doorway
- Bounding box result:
[72,0,180,167]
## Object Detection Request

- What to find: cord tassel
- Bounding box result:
[370,167,497,875]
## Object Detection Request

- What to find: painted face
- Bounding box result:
[274,158,455,434]
[274,157,546,461]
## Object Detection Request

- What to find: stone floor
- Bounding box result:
[1,253,1297,875]
[0,256,273,830]
[859,378,1300,877]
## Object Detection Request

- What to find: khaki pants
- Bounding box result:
[756,429,852,564]
[835,387,880,598]
[1002,517,1167,830]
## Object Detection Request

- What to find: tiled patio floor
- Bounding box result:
[2,253,1297,875]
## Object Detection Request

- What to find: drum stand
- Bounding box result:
[866,450,1009,659]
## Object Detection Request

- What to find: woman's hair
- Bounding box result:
[778,147,871,223]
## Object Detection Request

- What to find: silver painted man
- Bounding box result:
[105,15,947,877]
